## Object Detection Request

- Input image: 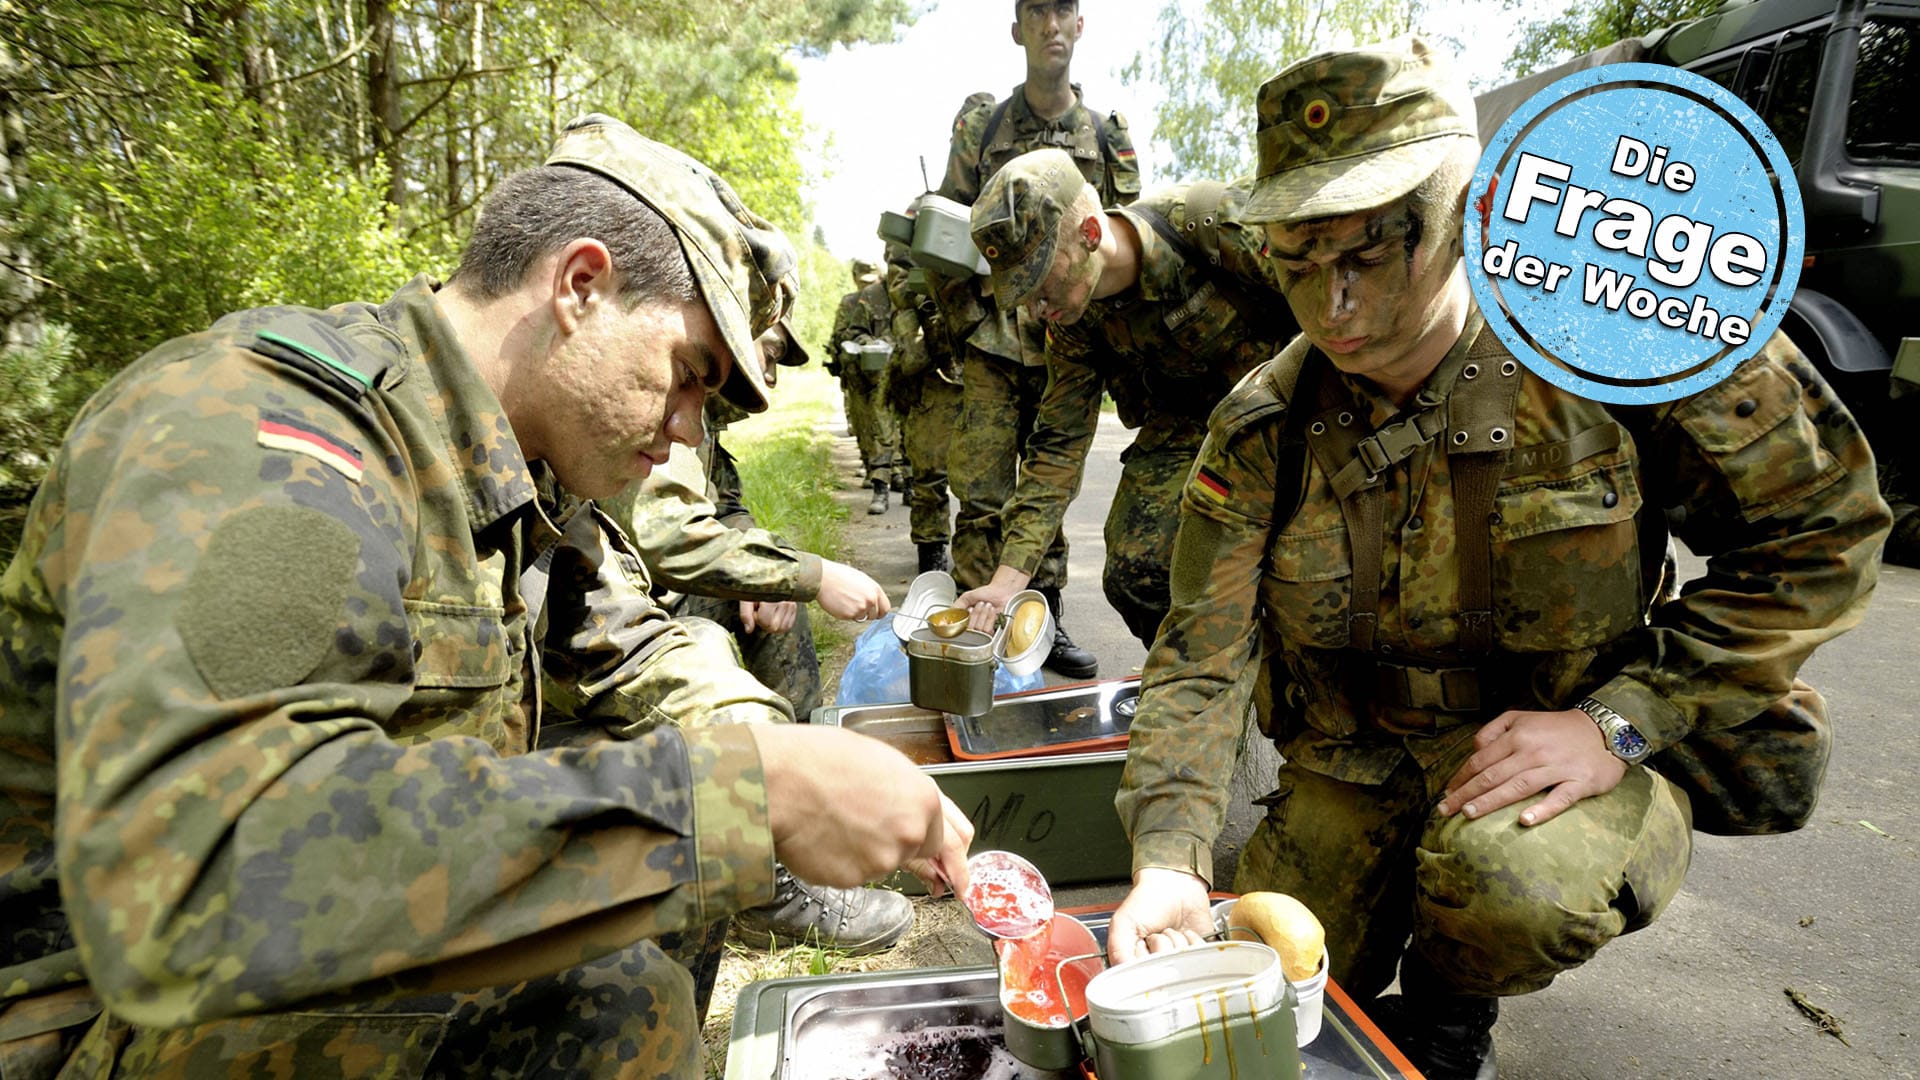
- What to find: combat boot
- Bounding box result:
[917,542,952,575]
[891,472,909,494]
[1037,587,1098,679]
[733,865,915,956]
[1369,954,1499,1080]
[867,478,889,515]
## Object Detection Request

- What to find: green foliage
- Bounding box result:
[1122,0,1421,181]
[0,0,914,532]
[23,97,435,375]
[1499,0,1724,79]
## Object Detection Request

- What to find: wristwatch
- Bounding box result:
[1576,696,1652,764]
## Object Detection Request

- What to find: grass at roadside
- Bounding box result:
[726,365,853,661]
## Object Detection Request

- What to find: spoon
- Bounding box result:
[958,849,1054,940]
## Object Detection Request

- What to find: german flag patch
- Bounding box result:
[1194,465,1231,504]
[258,410,364,483]
[1115,146,1136,160]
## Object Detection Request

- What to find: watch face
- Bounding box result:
[1611,724,1649,760]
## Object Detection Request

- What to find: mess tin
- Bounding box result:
[896,572,1051,717]
[996,913,1102,1073]
[1082,941,1299,1080]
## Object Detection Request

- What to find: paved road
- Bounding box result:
[833,416,1919,1079]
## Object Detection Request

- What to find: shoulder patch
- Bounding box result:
[258,409,365,482]
[180,504,361,700]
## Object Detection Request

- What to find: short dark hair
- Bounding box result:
[452,165,697,308]
[1015,0,1077,16]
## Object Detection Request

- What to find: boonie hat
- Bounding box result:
[1239,36,1478,225]
[768,316,811,368]
[970,148,1087,311]
[545,113,793,413]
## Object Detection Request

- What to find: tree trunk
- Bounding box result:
[366,0,403,211]
[0,34,41,352]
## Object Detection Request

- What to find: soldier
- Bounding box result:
[883,235,965,574]
[1106,39,1890,1080]
[0,115,973,1078]
[932,0,1141,678]
[956,149,1296,646]
[829,259,901,514]
[606,322,917,956]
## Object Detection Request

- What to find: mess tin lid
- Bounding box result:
[993,589,1053,678]
[1085,941,1291,1046]
[894,571,959,643]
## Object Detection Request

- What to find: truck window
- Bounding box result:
[1848,17,1920,162]
[1760,38,1822,164]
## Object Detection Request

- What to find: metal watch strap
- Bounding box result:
[1576,695,1651,763]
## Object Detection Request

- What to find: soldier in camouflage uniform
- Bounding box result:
[883,235,965,574]
[829,260,900,514]
[1107,40,1890,1080]
[0,115,974,1079]
[606,328,917,956]
[957,149,1296,646]
[932,0,1141,678]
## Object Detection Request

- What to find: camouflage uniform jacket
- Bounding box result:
[604,435,823,609]
[995,180,1293,576]
[0,277,781,1036]
[831,281,895,355]
[1116,317,1890,881]
[936,84,1142,366]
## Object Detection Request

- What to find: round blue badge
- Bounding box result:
[1465,64,1804,404]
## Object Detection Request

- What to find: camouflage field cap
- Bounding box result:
[769,316,811,368]
[970,148,1087,311]
[1239,36,1478,225]
[851,258,881,286]
[546,113,791,413]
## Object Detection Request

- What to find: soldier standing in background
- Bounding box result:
[0,115,973,1078]
[829,259,901,515]
[958,149,1296,646]
[1106,41,1888,1080]
[884,236,966,574]
[932,0,1140,678]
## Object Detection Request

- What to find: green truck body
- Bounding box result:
[1477,0,1920,556]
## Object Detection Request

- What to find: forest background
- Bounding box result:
[0,0,1722,561]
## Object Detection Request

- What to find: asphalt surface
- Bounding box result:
[832,417,1919,1079]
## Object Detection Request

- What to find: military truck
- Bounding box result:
[1476,0,1920,559]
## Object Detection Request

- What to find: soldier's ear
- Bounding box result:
[1010,20,1024,48]
[1081,214,1102,249]
[551,238,615,336]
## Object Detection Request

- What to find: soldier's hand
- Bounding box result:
[817,560,890,622]
[1438,708,1630,827]
[957,566,1032,633]
[750,724,953,889]
[739,600,797,634]
[901,792,974,900]
[1107,867,1213,966]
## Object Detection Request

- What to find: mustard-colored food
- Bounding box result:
[1006,598,1047,654]
[1227,892,1325,981]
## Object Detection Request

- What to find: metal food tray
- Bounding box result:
[945,678,1140,761]
[725,908,1420,1080]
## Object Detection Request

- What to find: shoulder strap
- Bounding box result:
[245,311,393,404]
[980,97,1013,154]
[1184,181,1230,268]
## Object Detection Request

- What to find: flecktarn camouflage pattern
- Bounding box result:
[0,281,791,1077]
[1117,319,1889,996]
